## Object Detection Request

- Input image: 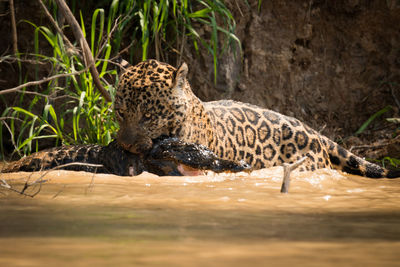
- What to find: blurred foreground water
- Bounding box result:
[1,167,399,266]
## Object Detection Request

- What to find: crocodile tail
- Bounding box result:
[322,136,400,179]
[1,145,104,173]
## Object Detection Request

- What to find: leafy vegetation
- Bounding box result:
[96,0,240,81]
[381,156,400,169]
[1,7,118,158]
[0,0,240,159]
[354,105,392,136]
[353,105,400,168]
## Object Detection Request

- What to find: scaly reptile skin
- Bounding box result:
[2,138,250,176]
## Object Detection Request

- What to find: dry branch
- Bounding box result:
[0,67,89,95]
[54,0,112,102]
[96,15,122,58]
[280,156,307,193]
[0,162,103,197]
[350,144,386,151]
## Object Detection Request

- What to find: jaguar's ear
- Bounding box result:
[171,62,188,95]
[113,56,131,74]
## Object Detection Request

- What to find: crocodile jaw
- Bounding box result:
[177,164,205,176]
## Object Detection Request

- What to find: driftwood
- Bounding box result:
[280,156,307,193]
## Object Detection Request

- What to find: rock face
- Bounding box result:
[186,0,400,141]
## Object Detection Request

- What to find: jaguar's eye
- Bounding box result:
[143,113,152,120]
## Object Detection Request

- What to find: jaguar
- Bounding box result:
[115,59,399,179]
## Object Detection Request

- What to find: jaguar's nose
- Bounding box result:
[118,140,152,154]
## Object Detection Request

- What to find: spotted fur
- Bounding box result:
[115,59,400,178]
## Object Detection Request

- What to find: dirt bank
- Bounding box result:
[182,0,400,159]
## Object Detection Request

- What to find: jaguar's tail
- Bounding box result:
[322,136,400,178]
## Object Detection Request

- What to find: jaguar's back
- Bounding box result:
[203,100,331,171]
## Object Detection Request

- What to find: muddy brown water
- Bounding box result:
[0,168,400,266]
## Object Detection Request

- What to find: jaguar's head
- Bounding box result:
[115,59,190,154]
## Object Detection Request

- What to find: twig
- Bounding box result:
[1,178,11,189]
[318,123,327,134]
[0,11,10,17]
[96,15,127,59]
[349,143,388,152]
[98,6,135,60]
[0,67,89,95]
[1,162,103,197]
[85,169,97,195]
[0,178,33,196]
[115,39,136,58]
[234,0,244,17]
[52,185,66,199]
[97,3,135,59]
[29,162,103,185]
[389,83,400,110]
[0,55,50,65]
[1,87,79,101]
[9,0,18,54]
[54,0,112,102]
[280,156,307,193]
[160,35,182,56]
[0,116,23,121]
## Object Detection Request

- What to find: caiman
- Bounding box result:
[1,138,250,176]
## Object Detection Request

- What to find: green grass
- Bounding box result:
[381,157,400,169]
[104,0,240,81]
[0,0,240,159]
[1,13,118,158]
[368,156,400,169]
